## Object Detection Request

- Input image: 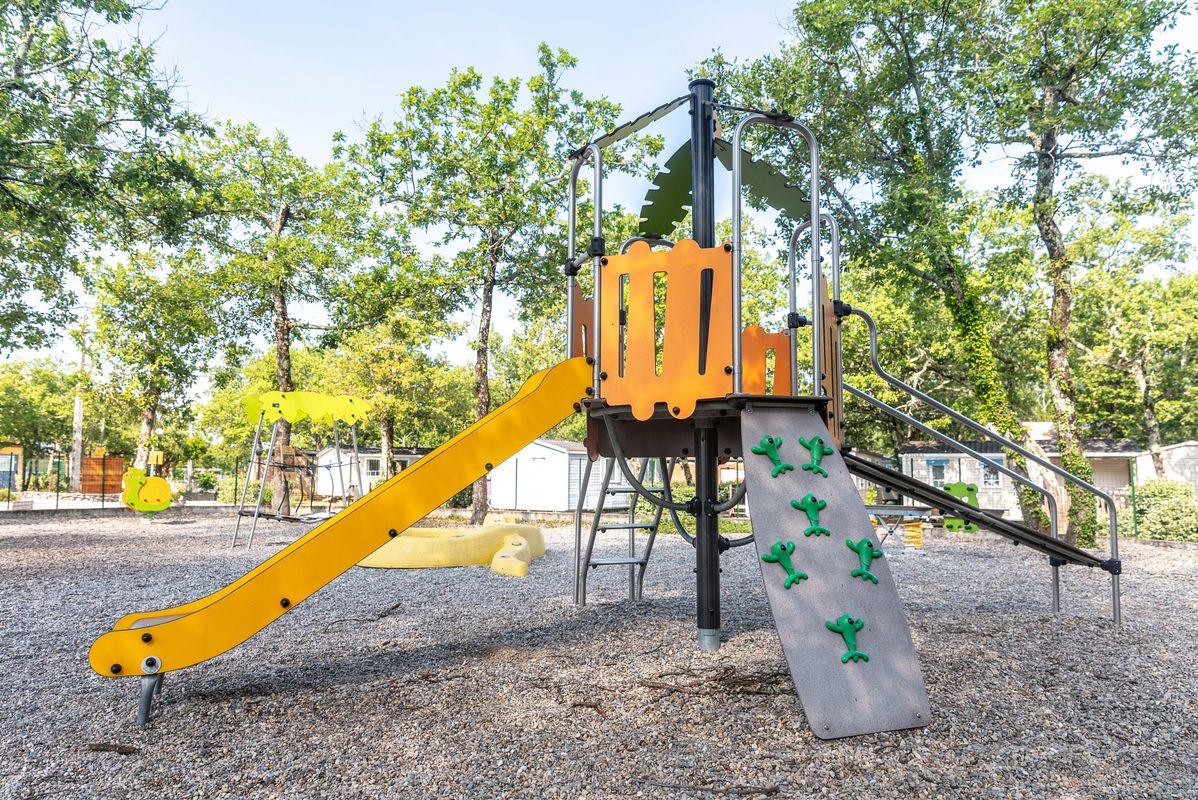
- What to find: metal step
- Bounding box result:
[588,556,647,567]
[596,523,657,531]
[606,486,664,495]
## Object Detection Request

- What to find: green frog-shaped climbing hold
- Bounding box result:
[797,435,835,478]
[845,537,885,584]
[790,493,830,537]
[760,540,808,589]
[825,614,869,663]
[750,435,794,478]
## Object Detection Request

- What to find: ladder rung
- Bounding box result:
[596,523,657,531]
[606,486,664,495]
[588,557,647,567]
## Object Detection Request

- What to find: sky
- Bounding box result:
[115,0,796,366]
[20,0,1198,370]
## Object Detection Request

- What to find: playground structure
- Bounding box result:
[231,391,366,547]
[88,79,1123,737]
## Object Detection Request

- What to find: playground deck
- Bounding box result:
[1,515,1193,798]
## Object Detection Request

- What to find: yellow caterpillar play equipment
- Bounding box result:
[90,79,1123,736]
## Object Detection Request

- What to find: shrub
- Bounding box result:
[194,471,218,492]
[448,484,472,508]
[0,488,14,501]
[215,475,271,506]
[1125,480,1198,543]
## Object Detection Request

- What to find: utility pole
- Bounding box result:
[69,322,86,492]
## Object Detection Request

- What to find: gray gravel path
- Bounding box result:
[0,514,1194,799]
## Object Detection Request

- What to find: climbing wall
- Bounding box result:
[742,405,930,739]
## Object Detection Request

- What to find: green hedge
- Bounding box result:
[216,475,271,506]
[1122,480,1198,543]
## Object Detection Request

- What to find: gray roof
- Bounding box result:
[901,438,1142,458]
[541,438,588,453]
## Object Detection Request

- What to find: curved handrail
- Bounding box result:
[566,144,603,393]
[787,212,842,394]
[619,236,674,253]
[846,306,1121,624]
[731,114,821,395]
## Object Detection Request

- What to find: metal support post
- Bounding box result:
[695,423,721,651]
[689,78,721,652]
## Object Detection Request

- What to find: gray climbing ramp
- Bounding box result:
[741,404,930,739]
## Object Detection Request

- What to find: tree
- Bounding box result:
[349,45,658,523]
[90,251,224,469]
[0,0,201,349]
[182,121,407,508]
[958,0,1198,544]
[1071,178,1194,472]
[708,0,1055,531]
[0,359,75,472]
[321,316,474,481]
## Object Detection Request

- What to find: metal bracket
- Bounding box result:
[787,311,809,329]
[1101,558,1122,575]
[833,299,854,319]
[587,236,606,259]
[1048,556,1067,568]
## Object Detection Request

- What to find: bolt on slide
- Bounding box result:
[88,357,592,724]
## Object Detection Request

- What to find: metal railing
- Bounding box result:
[845,306,1122,625]
[731,114,822,395]
[565,143,603,397]
[844,382,1064,612]
[788,212,841,394]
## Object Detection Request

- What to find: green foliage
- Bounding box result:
[194,471,218,492]
[0,488,14,502]
[216,475,269,507]
[1123,481,1198,543]
[320,316,473,449]
[0,1,203,349]
[447,484,472,509]
[0,359,74,455]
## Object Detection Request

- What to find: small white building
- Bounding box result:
[1133,441,1198,488]
[488,438,635,513]
[313,446,428,498]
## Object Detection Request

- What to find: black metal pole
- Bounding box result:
[694,424,721,651]
[689,78,716,247]
[690,77,721,652]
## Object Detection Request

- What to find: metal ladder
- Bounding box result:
[574,457,670,605]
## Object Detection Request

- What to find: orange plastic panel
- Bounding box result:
[741,325,794,396]
[599,240,733,420]
[570,282,593,358]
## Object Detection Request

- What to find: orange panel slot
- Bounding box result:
[741,326,793,396]
[570,282,594,358]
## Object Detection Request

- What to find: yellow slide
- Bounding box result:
[89,358,591,679]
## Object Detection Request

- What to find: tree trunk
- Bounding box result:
[1032,120,1097,547]
[268,202,294,513]
[133,397,158,472]
[941,265,1053,532]
[1132,355,1166,477]
[469,254,497,525]
[380,417,395,479]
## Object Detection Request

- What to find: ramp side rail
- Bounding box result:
[845,306,1121,625]
[844,382,1065,612]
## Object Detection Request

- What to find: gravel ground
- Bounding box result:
[0,513,1194,799]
